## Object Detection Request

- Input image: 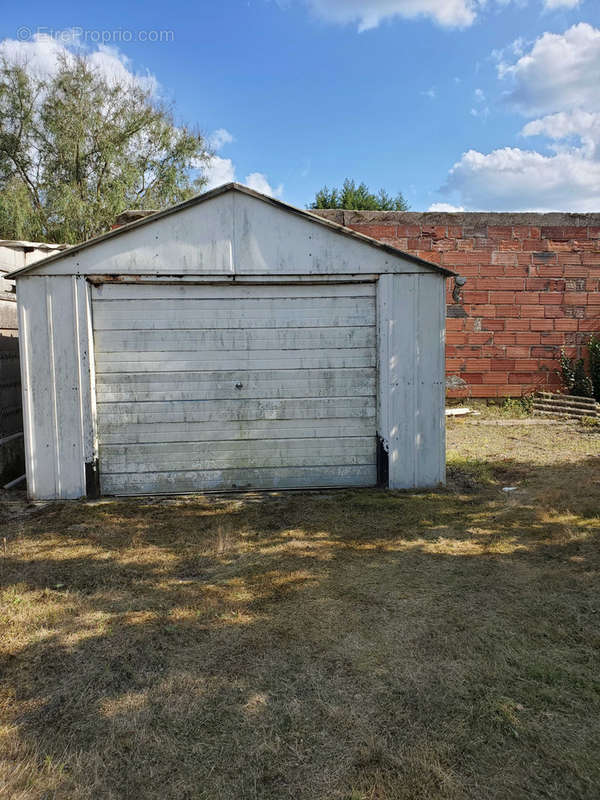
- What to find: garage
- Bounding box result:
[92,282,377,494]
[10,183,453,500]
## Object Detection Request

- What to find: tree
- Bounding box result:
[0,55,211,243]
[309,178,409,211]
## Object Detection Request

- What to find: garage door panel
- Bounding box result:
[93,313,372,331]
[96,366,374,388]
[96,368,376,402]
[94,325,375,353]
[97,417,375,445]
[99,436,376,473]
[102,465,377,496]
[96,396,376,424]
[93,295,372,314]
[93,282,377,494]
[92,296,374,330]
[94,348,375,372]
[94,283,376,301]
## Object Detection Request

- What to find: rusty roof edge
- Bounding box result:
[6,183,454,279]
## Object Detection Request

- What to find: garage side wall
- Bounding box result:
[378,273,446,489]
[17,276,94,499]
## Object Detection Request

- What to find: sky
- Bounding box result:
[1,0,599,211]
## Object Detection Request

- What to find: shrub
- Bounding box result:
[501,396,533,417]
[589,335,600,402]
[560,349,594,398]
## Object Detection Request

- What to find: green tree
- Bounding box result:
[0,55,211,243]
[309,178,409,211]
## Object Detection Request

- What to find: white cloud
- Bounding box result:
[471,88,489,118]
[491,36,528,66]
[89,45,158,94]
[289,0,585,32]
[299,0,573,31]
[522,110,600,159]
[421,87,437,99]
[0,33,158,94]
[208,128,234,151]
[304,0,478,30]
[543,0,580,8]
[470,106,490,118]
[0,33,65,77]
[244,172,284,198]
[203,162,284,198]
[204,156,236,190]
[499,23,600,116]
[438,24,600,211]
[428,202,465,211]
[443,147,600,211]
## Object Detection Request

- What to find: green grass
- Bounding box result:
[1,420,599,799]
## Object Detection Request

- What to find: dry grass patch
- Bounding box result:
[1,421,599,799]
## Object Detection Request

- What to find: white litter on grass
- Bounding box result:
[446,407,472,416]
[502,487,517,493]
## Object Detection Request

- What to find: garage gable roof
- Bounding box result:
[7,183,455,278]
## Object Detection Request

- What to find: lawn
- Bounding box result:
[1,418,599,799]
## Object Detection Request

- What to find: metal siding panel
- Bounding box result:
[47,278,86,498]
[233,193,430,276]
[17,279,41,498]
[16,278,57,498]
[394,274,417,488]
[377,273,446,489]
[39,192,234,275]
[413,275,446,487]
[75,277,97,464]
[376,275,389,469]
[17,276,90,499]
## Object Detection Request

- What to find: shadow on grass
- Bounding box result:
[1,455,599,800]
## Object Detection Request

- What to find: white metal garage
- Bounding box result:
[10,183,453,500]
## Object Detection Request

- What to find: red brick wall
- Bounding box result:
[314,210,600,398]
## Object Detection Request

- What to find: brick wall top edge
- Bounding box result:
[311,210,600,226]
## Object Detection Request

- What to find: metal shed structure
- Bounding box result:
[9,184,453,500]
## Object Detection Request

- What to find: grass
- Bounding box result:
[1,420,599,799]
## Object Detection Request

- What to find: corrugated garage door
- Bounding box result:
[92,282,377,495]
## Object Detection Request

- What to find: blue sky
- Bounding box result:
[1,0,599,211]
